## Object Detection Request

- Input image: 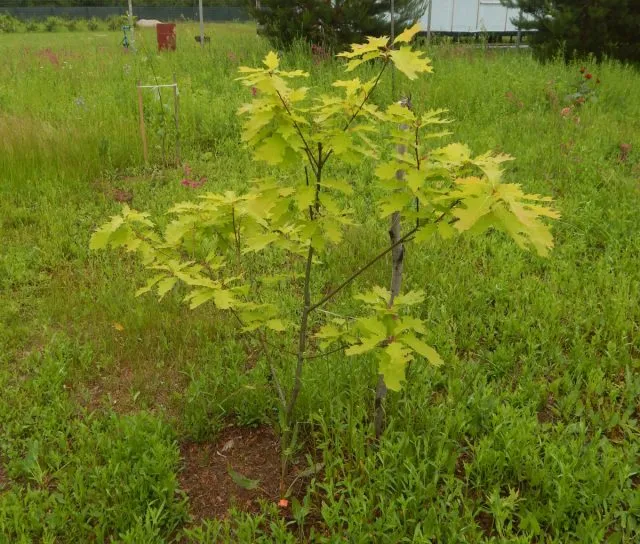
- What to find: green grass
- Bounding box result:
[1,23,639,542]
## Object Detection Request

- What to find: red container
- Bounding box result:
[156,23,176,51]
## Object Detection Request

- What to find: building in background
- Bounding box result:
[421,0,526,35]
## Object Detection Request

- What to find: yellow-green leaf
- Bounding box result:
[393,290,425,307]
[393,22,422,44]
[263,51,279,70]
[389,47,432,80]
[254,134,288,165]
[89,215,124,250]
[156,277,178,299]
[265,319,286,332]
[381,343,413,391]
[213,289,235,310]
[320,179,353,195]
[399,334,443,366]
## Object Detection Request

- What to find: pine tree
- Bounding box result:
[504,0,640,63]
[250,0,428,49]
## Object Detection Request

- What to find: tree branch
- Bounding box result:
[276,90,319,173]
[309,224,419,314]
[343,61,388,132]
[308,204,457,313]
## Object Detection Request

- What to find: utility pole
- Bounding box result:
[426,0,433,43]
[128,0,135,51]
[199,0,204,49]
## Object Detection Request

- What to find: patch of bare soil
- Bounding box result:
[537,393,558,425]
[475,510,496,538]
[76,360,187,418]
[0,463,8,493]
[179,425,291,521]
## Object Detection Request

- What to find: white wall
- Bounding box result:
[420,0,524,33]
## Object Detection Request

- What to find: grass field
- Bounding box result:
[1,23,639,542]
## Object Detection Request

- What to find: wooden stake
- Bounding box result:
[173,74,180,165]
[137,81,148,163]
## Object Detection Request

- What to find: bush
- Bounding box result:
[251,0,428,49]
[106,14,131,32]
[44,16,63,33]
[87,17,100,31]
[504,0,640,63]
[25,20,40,32]
[65,19,78,32]
[0,13,19,33]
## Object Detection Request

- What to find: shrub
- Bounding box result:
[251,0,428,49]
[44,16,63,33]
[107,14,134,32]
[504,0,640,63]
[65,19,79,32]
[0,13,19,33]
[87,17,100,31]
[25,20,40,32]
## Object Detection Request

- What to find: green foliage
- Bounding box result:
[44,16,63,32]
[86,17,100,31]
[0,13,20,33]
[25,19,39,32]
[4,24,638,542]
[0,338,187,542]
[251,0,428,49]
[504,0,640,63]
[106,14,131,32]
[91,25,557,423]
[65,18,79,32]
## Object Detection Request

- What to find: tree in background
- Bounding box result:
[503,0,640,63]
[3,1,245,6]
[250,0,428,49]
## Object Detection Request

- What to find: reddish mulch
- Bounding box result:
[179,425,288,521]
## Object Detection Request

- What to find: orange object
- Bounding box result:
[157,23,176,51]
[278,499,289,508]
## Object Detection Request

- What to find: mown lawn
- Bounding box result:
[1,23,639,543]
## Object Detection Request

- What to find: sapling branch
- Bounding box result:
[343,61,388,132]
[275,89,319,174]
[308,224,419,314]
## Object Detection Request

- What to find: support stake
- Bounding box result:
[173,73,181,165]
[137,80,148,163]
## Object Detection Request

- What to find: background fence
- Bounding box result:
[0,6,249,21]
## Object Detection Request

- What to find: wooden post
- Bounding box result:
[198,0,205,49]
[137,81,148,163]
[173,74,180,165]
[128,0,135,51]
[426,0,433,43]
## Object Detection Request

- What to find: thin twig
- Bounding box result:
[275,90,319,173]
[323,61,390,166]
[309,224,419,313]
[343,61,388,132]
[308,203,457,313]
[304,344,349,361]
